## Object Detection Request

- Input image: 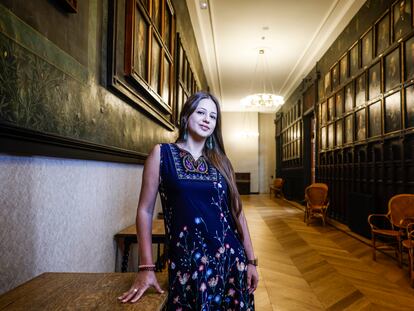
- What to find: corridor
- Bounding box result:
[244,195,414,310]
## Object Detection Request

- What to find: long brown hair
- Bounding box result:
[176,91,244,241]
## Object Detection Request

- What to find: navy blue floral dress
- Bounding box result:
[159,143,254,311]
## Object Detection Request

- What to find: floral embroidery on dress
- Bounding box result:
[159,144,254,310]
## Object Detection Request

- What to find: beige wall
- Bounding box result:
[0,154,162,294]
[259,113,276,193]
[222,112,276,194]
[222,112,259,193]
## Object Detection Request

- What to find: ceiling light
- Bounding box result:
[199,0,208,10]
[240,49,284,112]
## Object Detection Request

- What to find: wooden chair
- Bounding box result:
[402,222,414,287]
[368,194,414,267]
[304,183,329,226]
[269,178,284,198]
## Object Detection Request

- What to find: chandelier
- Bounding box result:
[240,49,284,112]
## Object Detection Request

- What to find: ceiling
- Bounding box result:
[186,0,366,112]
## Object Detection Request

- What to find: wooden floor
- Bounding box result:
[243,195,414,311]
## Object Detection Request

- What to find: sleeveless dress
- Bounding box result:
[159,143,254,311]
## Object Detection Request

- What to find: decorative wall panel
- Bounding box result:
[278,0,414,231]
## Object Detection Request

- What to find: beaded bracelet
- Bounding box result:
[138,264,156,272]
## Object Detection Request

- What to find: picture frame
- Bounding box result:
[321,126,327,149]
[336,120,343,146]
[332,63,339,89]
[321,101,327,124]
[345,114,353,143]
[176,85,183,124]
[350,42,359,77]
[328,96,335,121]
[183,58,188,89]
[115,0,176,129]
[345,81,354,112]
[376,13,390,55]
[393,0,412,42]
[368,62,381,100]
[405,35,414,81]
[152,0,162,34]
[335,90,344,118]
[362,29,373,67]
[384,91,402,133]
[162,55,171,105]
[384,48,401,91]
[328,123,334,148]
[176,33,200,125]
[303,84,316,113]
[324,71,331,95]
[368,101,382,137]
[355,108,366,141]
[405,84,414,128]
[340,54,348,85]
[150,33,162,93]
[164,0,174,52]
[134,8,149,80]
[318,77,325,101]
[355,72,366,107]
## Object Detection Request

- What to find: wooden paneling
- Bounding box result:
[278,0,414,236]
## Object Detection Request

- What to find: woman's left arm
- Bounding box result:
[238,211,259,294]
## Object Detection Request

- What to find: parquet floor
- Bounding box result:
[243,195,414,311]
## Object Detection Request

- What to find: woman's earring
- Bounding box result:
[207,136,214,149]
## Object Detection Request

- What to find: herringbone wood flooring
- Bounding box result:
[243,195,414,311]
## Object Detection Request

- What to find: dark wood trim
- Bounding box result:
[0,123,146,164]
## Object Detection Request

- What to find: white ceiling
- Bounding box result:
[186,0,366,112]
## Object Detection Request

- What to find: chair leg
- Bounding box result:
[372,234,376,261]
[397,237,402,268]
[410,250,414,288]
[322,210,326,227]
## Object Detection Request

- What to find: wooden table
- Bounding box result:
[0,272,168,310]
[114,219,166,272]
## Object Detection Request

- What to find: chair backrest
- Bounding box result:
[273,178,284,188]
[389,194,414,228]
[305,183,328,206]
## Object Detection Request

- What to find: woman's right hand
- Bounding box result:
[118,271,165,303]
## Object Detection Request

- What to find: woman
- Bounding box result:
[118,92,258,310]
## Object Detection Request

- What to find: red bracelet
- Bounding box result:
[138,266,156,272]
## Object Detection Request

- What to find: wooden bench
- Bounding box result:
[0,272,168,310]
[115,219,166,272]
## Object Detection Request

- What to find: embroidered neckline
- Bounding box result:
[173,144,203,161]
[182,153,208,174]
[168,144,218,181]
[173,144,208,174]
